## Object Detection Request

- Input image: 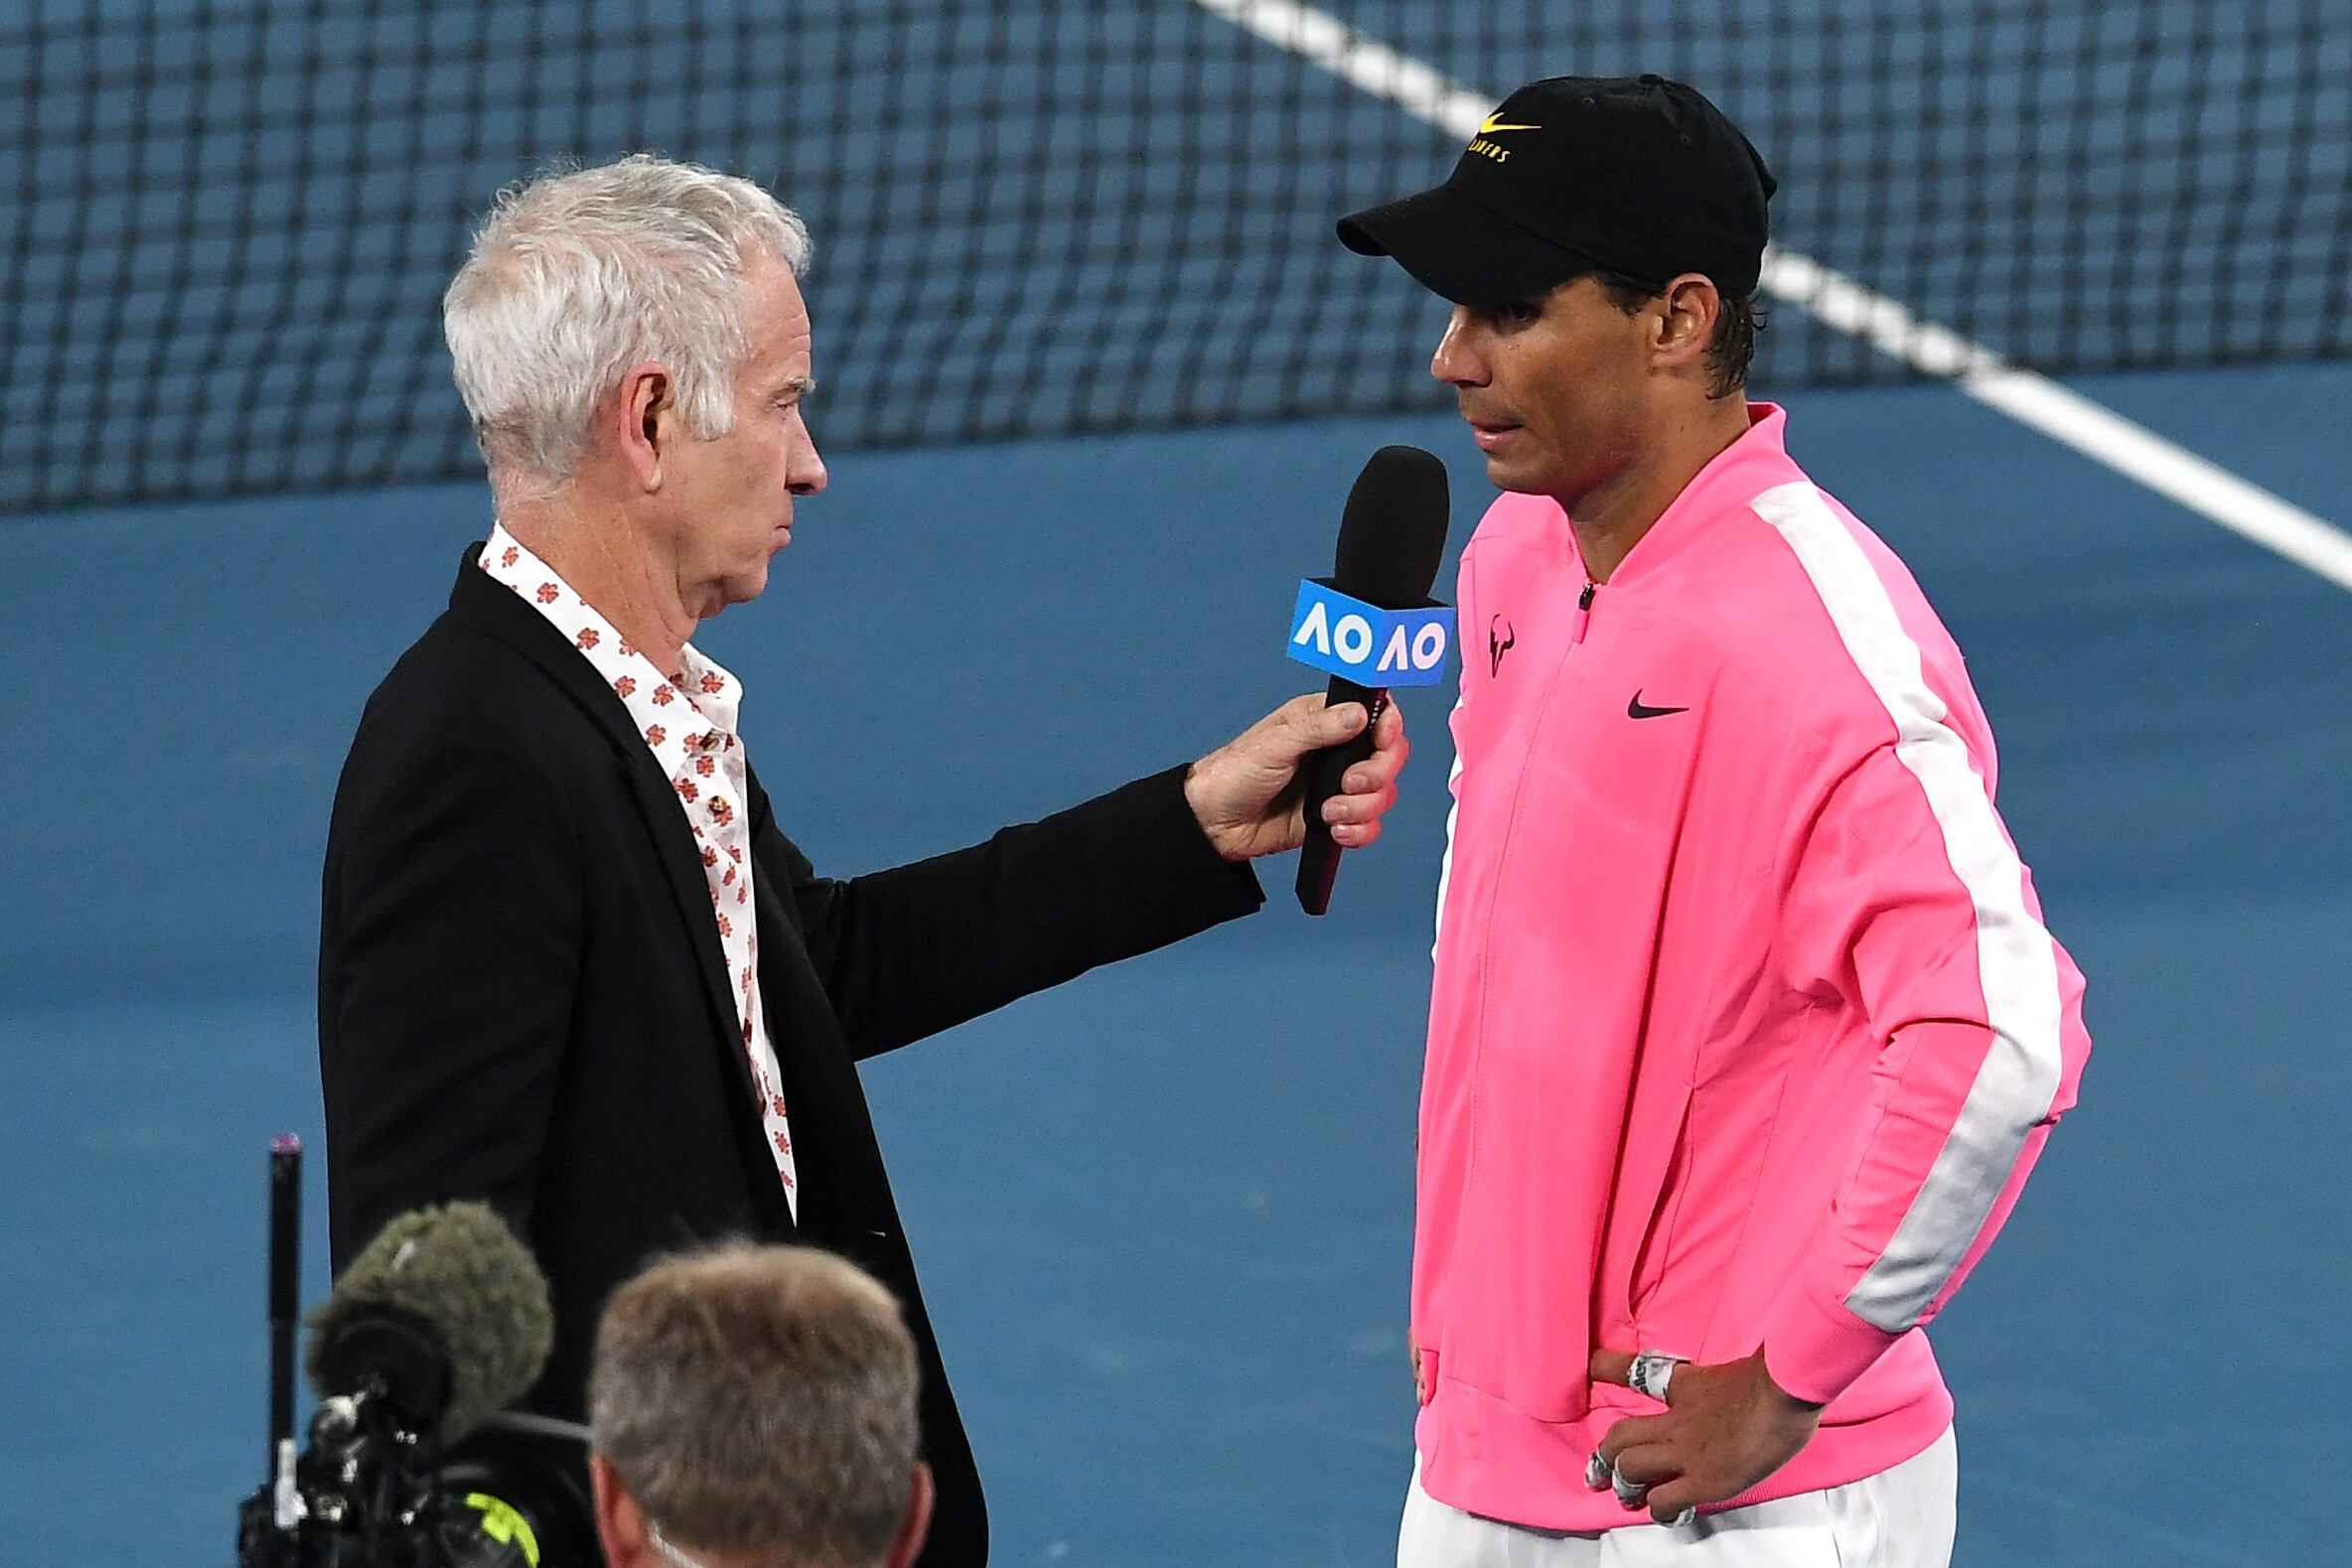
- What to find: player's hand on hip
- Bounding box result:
[1184,693,1407,861]
[1586,1347,1823,1527]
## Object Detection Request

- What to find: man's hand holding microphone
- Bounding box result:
[1185,694,1407,861]
[1183,445,1452,892]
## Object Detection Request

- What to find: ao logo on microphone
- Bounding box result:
[1286,579,1455,687]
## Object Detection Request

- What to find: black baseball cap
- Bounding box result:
[1338,74,1776,307]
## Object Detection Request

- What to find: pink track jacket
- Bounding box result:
[1412,404,2091,1528]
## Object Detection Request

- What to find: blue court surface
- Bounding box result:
[3,357,2350,1567]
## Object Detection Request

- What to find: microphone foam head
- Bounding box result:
[306,1202,554,1446]
[1334,445,1451,607]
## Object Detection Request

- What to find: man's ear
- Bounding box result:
[591,1453,652,1567]
[883,1462,937,1568]
[612,361,674,493]
[1650,274,1721,374]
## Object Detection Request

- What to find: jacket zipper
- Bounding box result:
[1450,566,1601,1400]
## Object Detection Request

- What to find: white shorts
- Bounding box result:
[1396,1427,1957,1568]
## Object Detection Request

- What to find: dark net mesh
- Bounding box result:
[5,0,2347,508]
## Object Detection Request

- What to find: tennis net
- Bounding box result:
[5,0,2347,508]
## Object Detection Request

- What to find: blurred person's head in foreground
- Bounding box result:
[589,1243,932,1568]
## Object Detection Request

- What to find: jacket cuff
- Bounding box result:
[1758,1279,1903,1407]
[1124,764,1265,918]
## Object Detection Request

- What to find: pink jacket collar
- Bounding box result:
[1571,401,1793,589]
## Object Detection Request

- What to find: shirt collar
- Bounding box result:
[479,521,746,744]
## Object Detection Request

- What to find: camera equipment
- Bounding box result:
[236,1139,598,1567]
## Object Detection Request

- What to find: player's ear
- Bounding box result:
[1651,273,1720,373]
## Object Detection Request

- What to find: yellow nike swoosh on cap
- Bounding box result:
[1476,112,1542,135]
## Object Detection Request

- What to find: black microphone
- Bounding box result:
[1296,445,1450,916]
[304,1201,554,1448]
[240,1190,586,1568]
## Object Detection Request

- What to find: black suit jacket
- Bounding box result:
[319,549,1263,1566]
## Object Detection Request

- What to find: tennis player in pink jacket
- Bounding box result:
[1339,75,2091,1566]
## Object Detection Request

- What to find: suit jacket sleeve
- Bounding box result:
[750,765,1263,1060]
[320,723,583,1264]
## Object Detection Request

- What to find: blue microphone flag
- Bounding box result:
[1285,579,1454,687]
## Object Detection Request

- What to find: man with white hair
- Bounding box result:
[319,155,1410,1568]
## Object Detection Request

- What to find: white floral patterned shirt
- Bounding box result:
[479,523,798,1217]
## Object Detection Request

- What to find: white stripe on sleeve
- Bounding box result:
[1750,481,2067,1333]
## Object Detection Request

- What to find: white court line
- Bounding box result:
[1191,0,2352,594]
